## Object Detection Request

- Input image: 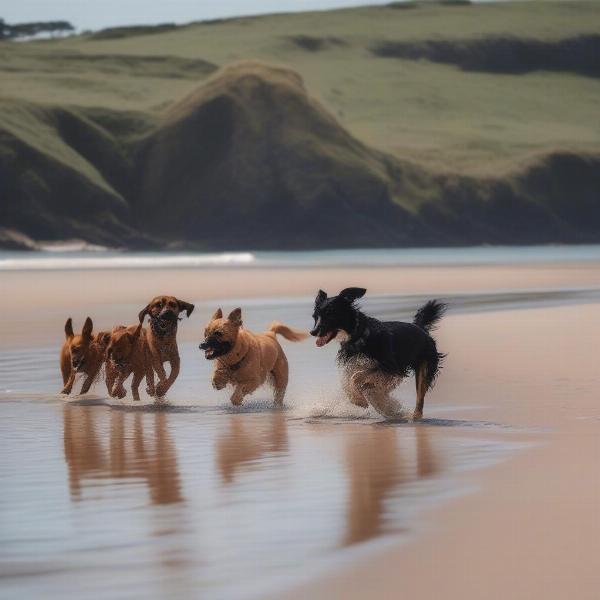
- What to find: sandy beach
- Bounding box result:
[1,249,599,599]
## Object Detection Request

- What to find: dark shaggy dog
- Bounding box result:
[310,288,446,419]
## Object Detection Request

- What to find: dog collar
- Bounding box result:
[229,355,245,371]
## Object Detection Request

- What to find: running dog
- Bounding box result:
[60,317,110,395]
[310,288,446,419]
[138,295,195,397]
[105,323,155,401]
[200,307,307,406]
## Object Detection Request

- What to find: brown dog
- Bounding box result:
[105,323,155,401]
[60,317,110,395]
[200,308,307,406]
[138,295,195,398]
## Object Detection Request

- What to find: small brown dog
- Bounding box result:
[60,317,110,395]
[138,295,195,397]
[200,308,307,406]
[105,323,155,401]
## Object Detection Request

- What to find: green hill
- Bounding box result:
[1,1,599,249]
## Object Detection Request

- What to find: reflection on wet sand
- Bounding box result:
[344,426,439,546]
[216,411,288,483]
[63,404,183,505]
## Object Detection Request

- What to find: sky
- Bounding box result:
[1,0,393,31]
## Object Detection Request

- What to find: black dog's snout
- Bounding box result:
[160,309,176,320]
[309,328,319,337]
[199,340,209,350]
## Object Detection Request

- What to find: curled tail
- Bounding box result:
[413,300,447,333]
[269,322,308,342]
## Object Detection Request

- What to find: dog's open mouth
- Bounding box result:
[151,314,179,335]
[316,330,337,347]
[201,340,232,360]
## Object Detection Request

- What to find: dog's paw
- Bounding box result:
[230,396,244,406]
[60,388,71,395]
[146,385,156,396]
[212,379,227,391]
[155,382,168,397]
[115,387,127,399]
[412,410,423,421]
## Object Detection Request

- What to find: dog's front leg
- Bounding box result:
[212,365,230,390]
[61,370,76,395]
[156,355,180,397]
[343,371,369,408]
[152,352,168,383]
[80,374,94,395]
[229,379,261,406]
[352,369,402,418]
[112,370,129,399]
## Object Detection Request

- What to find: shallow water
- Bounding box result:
[2,243,600,271]
[0,286,571,599]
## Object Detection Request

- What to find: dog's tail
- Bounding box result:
[413,300,447,333]
[268,322,308,342]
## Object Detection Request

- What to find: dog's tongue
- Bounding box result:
[316,332,334,347]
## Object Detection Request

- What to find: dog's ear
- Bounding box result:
[177,299,195,318]
[138,303,151,324]
[132,323,143,339]
[315,289,327,307]
[211,308,223,321]
[64,318,74,340]
[227,307,243,326]
[82,317,93,339]
[339,288,366,303]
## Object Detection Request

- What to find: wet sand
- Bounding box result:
[1,258,599,599]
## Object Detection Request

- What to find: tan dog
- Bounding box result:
[138,295,195,397]
[105,323,155,401]
[60,317,110,395]
[200,308,307,406]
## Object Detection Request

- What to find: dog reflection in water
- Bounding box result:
[63,404,182,505]
[343,425,439,546]
[216,412,288,483]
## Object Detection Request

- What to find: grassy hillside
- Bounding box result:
[1,1,599,249]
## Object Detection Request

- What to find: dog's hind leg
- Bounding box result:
[144,346,155,397]
[105,363,116,396]
[271,353,288,405]
[413,362,428,420]
[131,372,143,402]
[230,379,261,406]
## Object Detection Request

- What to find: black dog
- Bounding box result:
[310,287,446,419]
